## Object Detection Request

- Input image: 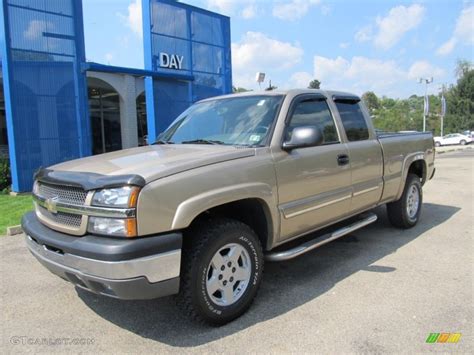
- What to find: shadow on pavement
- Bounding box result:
[78,202,459,347]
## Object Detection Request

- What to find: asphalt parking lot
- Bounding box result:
[1,150,472,354]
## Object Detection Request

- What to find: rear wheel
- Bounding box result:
[460,139,466,145]
[176,218,264,325]
[435,141,441,147]
[387,173,422,229]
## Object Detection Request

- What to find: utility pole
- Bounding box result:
[439,84,447,137]
[419,77,433,132]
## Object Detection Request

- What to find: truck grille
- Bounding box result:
[37,182,88,206]
[37,206,83,228]
[34,182,89,235]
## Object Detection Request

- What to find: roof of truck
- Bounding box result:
[199,89,360,102]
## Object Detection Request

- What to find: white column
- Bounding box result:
[119,74,139,149]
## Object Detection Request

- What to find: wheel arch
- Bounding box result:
[395,154,427,200]
[171,183,279,251]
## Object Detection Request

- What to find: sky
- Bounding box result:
[82,0,474,98]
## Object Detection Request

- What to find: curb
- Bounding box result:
[6,225,23,236]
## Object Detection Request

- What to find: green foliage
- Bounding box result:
[232,86,251,93]
[361,91,380,114]
[0,157,11,193]
[365,60,473,135]
[444,65,474,133]
[308,79,321,89]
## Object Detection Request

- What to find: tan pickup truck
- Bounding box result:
[22,89,435,325]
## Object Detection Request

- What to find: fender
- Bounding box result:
[395,151,427,200]
[171,183,280,245]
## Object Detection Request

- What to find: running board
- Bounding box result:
[265,213,378,262]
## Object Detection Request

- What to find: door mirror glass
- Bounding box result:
[283,126,324,150]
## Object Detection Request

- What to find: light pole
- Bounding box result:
[439,84,447,137]
[419,77,433,132]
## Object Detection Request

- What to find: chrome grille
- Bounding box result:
[37,205,83,228]
[37,182,87,205]
[35,181,88,235]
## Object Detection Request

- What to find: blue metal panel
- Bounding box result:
[143,0,232,143]
[0,0,90,192]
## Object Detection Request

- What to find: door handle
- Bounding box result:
[337,154,350,166]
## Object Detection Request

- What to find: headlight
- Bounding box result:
[88,217,137,237]
[92,186,140,208]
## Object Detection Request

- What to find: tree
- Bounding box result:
[361,91,380,114]
[445,61,474,133]
[232,86,250,93]
[455,59,472,79]
[308,79,321,89]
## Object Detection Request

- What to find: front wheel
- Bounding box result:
[176,218,264,325]
[460,140,466,145]
[387,173,423,229]
[435,141,441,147]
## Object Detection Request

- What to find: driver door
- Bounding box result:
[273,95,352,242]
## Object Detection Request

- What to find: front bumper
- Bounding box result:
[22,212,182,300]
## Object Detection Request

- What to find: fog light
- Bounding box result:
[88,217,137,237]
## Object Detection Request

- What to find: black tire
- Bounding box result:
[435,141,441,147]
[460,140,466,145]
[176,218,264,325]
[387,173,423,229]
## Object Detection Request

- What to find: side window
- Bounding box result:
[335,101,370,141]
[287,99,339,145]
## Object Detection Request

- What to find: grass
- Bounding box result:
[0,194,33,235]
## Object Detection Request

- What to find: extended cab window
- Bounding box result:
[286,99,339,145]
[335,101,369,141]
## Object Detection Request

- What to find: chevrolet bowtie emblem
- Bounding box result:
[45,196,59,214]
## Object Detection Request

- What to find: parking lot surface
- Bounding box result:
[1,150,472,354]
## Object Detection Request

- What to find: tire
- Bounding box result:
[176,218,264,325]
[460,140,466,145]
[435,141,441,147]
[387,173,423,229]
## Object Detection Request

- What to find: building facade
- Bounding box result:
[0,0,231,192]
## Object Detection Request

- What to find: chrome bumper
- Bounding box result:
[25,233,182,300]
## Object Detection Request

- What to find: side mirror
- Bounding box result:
[282,126,324,150]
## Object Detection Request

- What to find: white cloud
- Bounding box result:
[436,5,474,55]
[207,0,258,19]
[232,32,303,88]
[105,53,114,64]
[408,60,445,79]
[374,4,425,49]
[24,20,54,40]
[339,42,350,49]
[354,25,372,42]
[273,0,321,21]
[312,55,444,97]
[118,0,142,38]
[241,5,257,19]
[354,4,425,49]
[436,37,457,56]
[289,71,314,88]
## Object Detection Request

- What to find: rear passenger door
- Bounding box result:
[332,97,384,212]
[273,95,352,241]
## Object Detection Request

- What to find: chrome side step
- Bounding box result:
[265,213,378,262]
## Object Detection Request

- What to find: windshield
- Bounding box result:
[157,95,284,146]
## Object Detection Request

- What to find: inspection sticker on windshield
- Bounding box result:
[257,100,266,106]
[249,134,261,142]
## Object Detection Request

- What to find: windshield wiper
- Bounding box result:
[181,139,226,145]
[152,140,175,145]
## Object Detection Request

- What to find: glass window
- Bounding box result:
[159,95,284,146]
[286,99,339,144]
[335,101,369,141]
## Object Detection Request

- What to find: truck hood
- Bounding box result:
[51,145,256,183]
